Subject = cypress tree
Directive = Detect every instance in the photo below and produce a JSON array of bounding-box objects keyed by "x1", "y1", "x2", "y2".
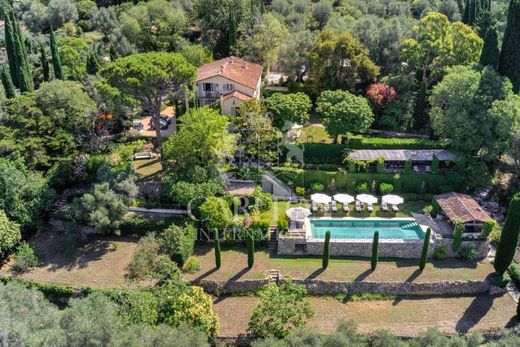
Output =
[
  {"x1": 1, "y1": 66, "x2": 16, "y2": 99},
  {"x1": 3, "y1": 5, "x2": 17, "y2": 87},
  {"x1": 499, "y1": 0, "x2": 520, "y2": 93},
  {"x1": 413, "y1": 81, "x2": 427, "y2": 131},
  {"x1": 371, "y1": 231, "x2": 379, "y2": 271},
  {"x1": 419, "y1": 228, "x2": 431, "y2": 270},
  {"x1": 247, "y1": 234, "x2": 255, "y2": 268},
  {"x1": 214, "y1": 229, "x2": 221, "y2": 269},
  {"x1": 480, "y1": 26, "x2": 500, "y2": 69},
  {"x1": 322, "y1": 230, "x2": 331, "y2": 268},
  {"x1": 494, "y1": 193, "x2": 520, "y2": 274},
  {"x1": 50, "y1": 29, "x2": 63, "y2": 80},
  {"x1": 40, "y1": 44, "x2": 50, "y2": 82},
  {"x1": 86, "y1": 50, "x2": 101, "y2": 75},
  {"x1": 11, "y1": 10, "x2": 32, "y2": 92}
]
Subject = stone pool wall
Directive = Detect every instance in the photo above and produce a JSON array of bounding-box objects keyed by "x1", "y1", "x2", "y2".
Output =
[{"x1": 277, "y1": 235, "x2": 489, "y2": 259}]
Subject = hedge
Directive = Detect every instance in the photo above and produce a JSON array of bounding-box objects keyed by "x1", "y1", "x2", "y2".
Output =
[
  {"x1": 119, "y1": 217, "x2": 186, "y2": 236},
  {"x1": 271, "y1": 167, "x2": 463, "y2": 196}
]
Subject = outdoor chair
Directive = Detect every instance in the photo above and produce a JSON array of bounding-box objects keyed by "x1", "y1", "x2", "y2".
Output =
[
  {"x1": 355, "y1": 200, "x2": 362, "y2": 212},
  {"x1": 381, "y1": 201, "x2": 389, "y2": 212},
  {"x1": 312, "y1": 201, "x2": 318, "y2": 213},
  {"x1": 367, "y1": 203, "x2": 374, "y2": 213},
  {"x1": 331, "y1": 200, "x2": 338, "y2": 212},
  {"x1": 392, "y1": 204, "x2": 399, "y2": 212},
  {"x1": 343, "y1": 203, "x2": 350, "y2": 212},
  {"x1": 323, "y1": 203, "x2": 329, "y2": 212}
]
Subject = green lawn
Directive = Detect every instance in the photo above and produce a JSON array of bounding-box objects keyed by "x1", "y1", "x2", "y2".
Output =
[
  {"x1": 132, "y1": 158, "x2": 163, "y2": 179},
  {"x1": 298, "y1": 124, "x2": 334, "y2": 144},
  {"x1": 184, "y1": 246, "x2": 494, "y2": 283}
]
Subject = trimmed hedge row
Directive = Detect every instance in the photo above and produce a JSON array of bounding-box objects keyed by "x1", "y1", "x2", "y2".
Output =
[
  {"x1": 271, "y1": 167, "x2": 464, "y2": 195},
  {"x1": 348, "y1": 137, "x2": 450, "y2": 150},
  {"x1": 119, "y1": 217, "x2": 187, "y2": 236}
]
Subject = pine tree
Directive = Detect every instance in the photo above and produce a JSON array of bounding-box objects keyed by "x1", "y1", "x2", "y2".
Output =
[
  {"x1": 3, "y1": 5, "x2": 18, "y2": 87},
  {"x1": 419, "y1": 228, "x2": 431, "y2": 270},
  {"x1": 480, "y1": 26, "x2": 500, "y2": 69},
  {"x1": 371, "y1": 231, "x2": 379, "y2": 271},
  {"x1": 86, "y1": 50, "x2": 101, "y2": 75},
  {"x1": 40, "y1": 44, "x2": 50, "y2": 82},
  {"x1": 11, "y1": 11, "x2": 33, "y2": 93},
  {"x1": 247, "y1": 233, "x2": 255, "y2": 268},
  {"x1": 499, "y1": 0, "x2": 520, "y2": 92},
  {"x1": 322, "y1": 230, "x2": 331, "y2": 268},
  {"x1": 214, "y1": 229, "x2": 221, "y2": 269},
  {"x1": 494, "y1": 193, "x2": 520, "y2": 274},
  {"x1": 1, "y1": 65, "x2": 16, "y2": 99},
  {"x1": 50, "y1": 29, "x2": 63, "y2": 80}
]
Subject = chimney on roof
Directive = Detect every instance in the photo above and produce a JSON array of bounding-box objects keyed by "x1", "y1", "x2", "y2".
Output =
[
  {"x1": 219, "y1": 65, "x2": 224, "y2": 73},
  {"x1": 242, "y1": 62, "x2": 248, "y2": 69}
]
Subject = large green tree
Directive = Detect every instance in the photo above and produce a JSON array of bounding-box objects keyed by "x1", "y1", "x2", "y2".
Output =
[
  {"x1": 316, "y1": 90, "x2": 374, "y2": 143},
  {"x1": 480, "y1": 25, "x2": 500, "y2": 69},
  {"x1": 98, "y1": 52, "x2": 196, "y2": 149},
  {"x1": 0, "y1": 209, "x2": 21, "y2": 257},
  {"x1": 494, "y1": 193, "x2": 520, "y2": 274},
  {"x1": 264, "y1": 92, "x2": 312, "y2": 129},
  {"x1": 308, "y1": 28, "x2": 380, "y2": 93},
  {"x1": 430, "y1": 66, "x2": 520, "y2": 166},
  {"x1": 462, "y1": 0, "x2": 491, "y2": 26},
  {"x1": 162, "y1": 107, "x2": 236, "y2": 181},
  {"x1": 499, "y1": 0, "x2": 520, "y2": 92},
  {"x1": 50, "y1": 29, "x2": 63, "y2": 80},
  {"x1": 403, "y1": 12, "x2": 483, "y2": 89}
]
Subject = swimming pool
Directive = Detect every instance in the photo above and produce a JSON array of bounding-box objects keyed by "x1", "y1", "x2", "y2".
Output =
[{"x1": 309, "y1": 219, "x2": 425, "y2": 240}]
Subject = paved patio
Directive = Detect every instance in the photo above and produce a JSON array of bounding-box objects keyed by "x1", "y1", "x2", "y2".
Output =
[{"x1": 134, "y1": 106, "x2": 175, "y2": 138}]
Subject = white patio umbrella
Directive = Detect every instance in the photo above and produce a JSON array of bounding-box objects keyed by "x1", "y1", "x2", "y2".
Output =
[
  {"x1": 356, "y1": 194, "x2": 378, "y2": 204},
  {"x1": 382, "y1": 195, "x2": 404, "y2": 205},
  {"x1": 286, "y1": 207, "x2": 312, "y2": 221},
  {"x1": 310, "y1": 193, "x2": 332, "y2": 204},
  {"x1": 333, "y1": 194, "x2": 355, "y2": 204}
]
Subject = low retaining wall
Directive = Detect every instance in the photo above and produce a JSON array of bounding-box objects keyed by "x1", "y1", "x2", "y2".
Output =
[
  {"x1": 293, "y1": 279, "x2": 492, "y2": 296},
  {"x1": 192, "y1": 279, "x2": 269, "y2": 295},
  {"x1": 278, "y1": 236, "x2": 489, "y2": 259}
]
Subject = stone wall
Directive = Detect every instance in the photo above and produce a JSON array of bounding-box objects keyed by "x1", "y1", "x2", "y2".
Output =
[
  {"x1": 278, "y1": 235, "x2": 489, "y2": 259},
  {"x1": 293, "y1": 279, "x2": 492, "y2": 296},
  {"x1": 192, "y1": 278, "x2": 269, "y2": 295}
]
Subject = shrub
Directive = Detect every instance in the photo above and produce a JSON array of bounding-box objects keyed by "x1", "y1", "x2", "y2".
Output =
[
  {"x1": 371, "y1": 231, "x2": 379, "y2": 271},
  {"x1": 452, "y1": 221, "x2": 464, "y2": 252},
  {"x1": 376, "y1": 157, "x2": 384, "y2": 174},
  {"x1": 183, "y1": 258, "x2": 201, "y2": 274},
  {"x1": 419, "y1": 228, "x2": 431, "y2": 270},
  {"x1": 0, "y1": 210, "x2": 21, "y2": 258},
  {"x1": 508, "y1": 262, "x2": 520, "y2": 284},
  {"x1": 249, "y1": 281, "x2": 313, "y2": 339},
  {"x1": 119, "y1": 217, "x2": 179, "y2": 236},
  {"x1": 247, "y1": 233, "x2": 255, "y2": 268},
  {"x1": 295, "y1": 186, "x2": 306, "y2": 196},
  {"x1": 277, "y1": 215, "x2": 289, "y2": 232},
  {"x1": 13, "y1": 242, "x2": 38, "y2": 273},
  {"x1": 489, "y1": 224, "x2": 502, "y2": 245},
  {"x1": 159, "y1": 224, "x2": 196, "y2": 267},
  {"x1": 481, "y1": 219, "x2": 499, "y2": 240},
  {"x1": 356, "y1": 182, "x2": 369, "y2": 194},
  {"x1": 311, "y1": 182, "x2": 325, "y2": 192},
  {"x1": 379, "y1": 183, "x2": 393, "y2": 195},
  {"x1": 434, "y1": 245, "x2": 448, "y2": 260},
  {"x1": 490, "y1": 272, "x2": 510, "y2": 288},
  {"x1": 251, "y1": 187, "x2": 273, "y2": 213},
  {"x1": 323, "y1": 230, "x2": 331, "y2": 268},
  {"x1": 127, "y1": 234, "x2": 180, "y2": 280},
  {"x1": 199, "y1": 196, "x2": 233, "y2": 231},
  {"x1": 494, "y1": 193, "x2": 520, "y2": 274},
  {"x1": 457, "y1": 246, "x2": 478, "y2": 261}
]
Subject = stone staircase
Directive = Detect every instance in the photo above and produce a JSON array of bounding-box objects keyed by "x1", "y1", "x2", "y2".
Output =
[
  {"x1": 267, "y1": 269, "x2": 281, "y2": 285},
  {"x1": 401, "y1": 222, "x2": 419, "y2": 230},
  {"x1": 268, "y1": 227, "x2": 278, "y2": 254}
]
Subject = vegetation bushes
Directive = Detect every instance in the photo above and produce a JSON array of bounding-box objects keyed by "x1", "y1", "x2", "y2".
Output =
[
  {"x1": 434, "y1": 245, "x2": 448, "y2": 260},
  {"x1": 251, "y1": 186, "x2": 273, "y2": 213},
  {"x1": 127, "y1": 234, "x2": 180, "y2": 280},
  {"x1": 379, "y1": 182, "x2": 393, "y2": 195},
  {"x1": 481, "y1": 219, "x2": 500, "y2": 240},
  {"x1": 158, "y1": 224, "x2": 196, "y2": 267},
  {"x1": 457, "y1": 246, "x2": 478, "y2": 262},
  {"x1": 508, "y1": 262, "x2": 520, "y2": 284},
  {"x1": 119, "y1": 217, "x2": 182, "y2": 236},
  {"x1": 13, "y1": 242, "x2": 39, "y2": 273},
  {"x1": 295, "y1": 186, "x2": 305, "y2": 196},
  {"x1": 0, "y1": 210, "x2": 21, "y2": 258},
  {"x1": 199, "y1": 196, "x2": 233, "y2": 231},
  {"x1": 452, "y1": 221, "x2": 464, "y2": 252},
  {"x1": 311, "y1": 182, "x2": 325, "y2": 192}
]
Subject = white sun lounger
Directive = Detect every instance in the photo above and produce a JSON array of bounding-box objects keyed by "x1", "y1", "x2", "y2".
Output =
[
  {"x1": 367, "y1": 203, "x2": 374, "y2": 212},
  {"x1": 392, "y1": 204, "x2": 399, "y2": 212},
  {"x1": 331, "y1": 200, "x2": 338, "y2": 212},
  {"x1": 343, "y1": 203, "x2": 350, "y2": 212},
  {"x1": 312, "y1": 201, "x2": 318, "y2": 213},
  {"x1": 382, "y1": 201, "x2": 389, "y2": 212},
  {"x1": 355, "y1": 200, "x2": 362, "y2": 212}
]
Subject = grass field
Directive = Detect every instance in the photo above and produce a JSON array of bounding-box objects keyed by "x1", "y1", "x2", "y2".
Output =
[
  {"x1": 184, "y1": 246, "x2": 494, "y2": 283},
  {"x1": 132, "y1": 158, "x2": 163, "y2": 179}
]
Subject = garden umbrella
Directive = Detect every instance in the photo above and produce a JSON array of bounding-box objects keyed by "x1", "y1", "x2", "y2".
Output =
[
  {"x1": 333, "y1": 194, "x2": 355, "y2": 204},
  {"x1": 310, "y1": 193, "x2": 332, "y2": 204},
  {"x1": 286, "y1": 207, "x2": 312, "y2": 221},
  {"x1": 356, "y1": 194, "x2": 378, "y2": 204},
  {"x1": 382, "y1": 195, "x2": 404, "y2": 205}
]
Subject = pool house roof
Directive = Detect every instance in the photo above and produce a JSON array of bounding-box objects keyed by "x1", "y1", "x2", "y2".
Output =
[
  {"x1": 434, "y1": 192, "x2": 491, "y2": 224},
  {"x1": 348, "y1": 149, "x2": 456, "y2": 162}
]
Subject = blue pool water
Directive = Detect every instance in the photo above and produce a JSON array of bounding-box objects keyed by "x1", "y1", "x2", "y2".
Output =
[{"x1": 310, "y1": 219, "x2": 425, "y2": 240}]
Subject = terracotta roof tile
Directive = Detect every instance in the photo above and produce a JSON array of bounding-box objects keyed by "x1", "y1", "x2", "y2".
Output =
[
  {"x1": 222, "y1": 90, "x2": 252, "y2": 102},
  {"x1": 434, "y1": 192, "x2": 491, "y2": 224},
  {"x1": 196, "y1": 56, "x2": 263, "y2": 89}
]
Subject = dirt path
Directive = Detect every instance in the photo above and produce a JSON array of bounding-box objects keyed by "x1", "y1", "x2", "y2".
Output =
[{"x1": 213, "y1": 294, "x2": 517, "y2": 337}]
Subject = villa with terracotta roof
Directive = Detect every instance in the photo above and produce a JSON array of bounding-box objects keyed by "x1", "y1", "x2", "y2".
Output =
[{"x1": 194, "y1": 56, "x2": 263, "y2": 115}]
